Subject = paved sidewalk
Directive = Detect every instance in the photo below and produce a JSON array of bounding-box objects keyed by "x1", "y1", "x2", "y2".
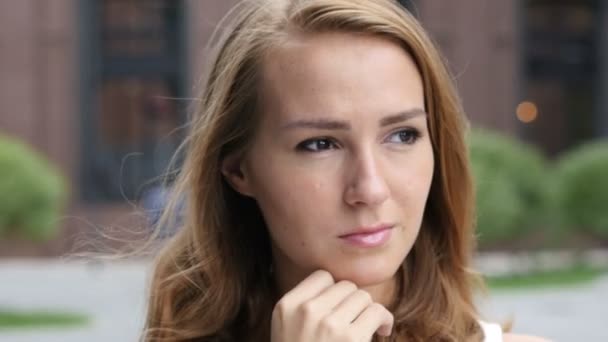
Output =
[
  {"x1": 0, "y1": 259, "x2": 149, "y2": 342},
  {"x1": 0, "y1": 259, "x2": 606, "y2": 341},
  {"x1": 478, "y1": 275, "x2": 608, "y2": 341}
]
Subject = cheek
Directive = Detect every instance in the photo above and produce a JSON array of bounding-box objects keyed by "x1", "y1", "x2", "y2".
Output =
[
  {"x1": 391, "y1": 152, "x2": 434, "y2": 212},
  {"x1": 254, "y1": 175, "x2": 337, "y2": 268},
  {"x1": 250, "y1": 161, "x2": 335, "y2": 239},
  {"x1": 413, "y1": 159, "x2": 434, "y2": 197}
]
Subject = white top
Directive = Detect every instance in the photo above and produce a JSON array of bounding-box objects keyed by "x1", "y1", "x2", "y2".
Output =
[{"x1": 479, "y1": 320, "x2": 503, "y2": 342}]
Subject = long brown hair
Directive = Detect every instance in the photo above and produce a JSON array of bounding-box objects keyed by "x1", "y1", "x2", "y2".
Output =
[{"x1": 143, "y1": 0, "x2": 483, "y2": 340}]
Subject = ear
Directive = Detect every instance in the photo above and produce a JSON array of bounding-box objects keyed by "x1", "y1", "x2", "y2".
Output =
[{"x1": 220, "y1": 153, "x2": 255, "y2": 198}]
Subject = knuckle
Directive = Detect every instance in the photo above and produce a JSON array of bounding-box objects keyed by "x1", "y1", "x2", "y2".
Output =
[
  {"x1": 272, "y1": 299, "x2": 289, "y2": 320},
  {"x1": 315, "y1": 270, "x2": 335, "y2": 283},
  {"x1": 356, "y1": 290, "x2": 372, "y2": 304},
  {"x1": 369, "y1": 303, "x2": 390, "y2": 316},
  {"x1": 370, "y1": 302, "x2": 387, "y2": 314},
  {"x1": 372, "y1": 303, "x2": 393, "y2": 322},
  {"x1": 319, "y1": 316, "x2": 341, "y2": 334},
  {"x1": 336, "y1": 280, "x2": 357, "y2": 292},
  {"x1": 299, "y1": 301, "x2": 318, "y2": 319}
]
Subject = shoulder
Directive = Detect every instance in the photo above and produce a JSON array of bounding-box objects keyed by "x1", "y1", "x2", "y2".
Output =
[{"x1": 503, "y1": 333, "x2": 553, "y2": 342}]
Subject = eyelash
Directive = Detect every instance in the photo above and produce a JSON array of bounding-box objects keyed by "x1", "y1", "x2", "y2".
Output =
[{"x1": 295, "y1": 128, "x2": 422, "y2": 153}]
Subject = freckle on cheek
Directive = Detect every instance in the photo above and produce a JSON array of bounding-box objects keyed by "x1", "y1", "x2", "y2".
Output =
[{"x1": 300, "y1": 240, "x2": 306, "y2": 247}]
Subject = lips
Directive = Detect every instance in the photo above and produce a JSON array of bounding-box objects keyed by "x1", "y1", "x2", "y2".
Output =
[
  {"x1": 338, "y1": 223, "x2": 395, "y2": 238},
  {"x1": 338, "y1": 223, "x2": 394, "y2": 248}
]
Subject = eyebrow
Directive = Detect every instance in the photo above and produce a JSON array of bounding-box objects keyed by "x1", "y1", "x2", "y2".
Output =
[{"x1": 280, "y1": 108, "x2": 427, "y2": 131}]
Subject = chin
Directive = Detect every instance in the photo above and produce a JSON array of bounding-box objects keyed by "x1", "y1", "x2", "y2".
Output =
[{"x1": 326, "y1": 258, "x2": 402, "y2": 287}]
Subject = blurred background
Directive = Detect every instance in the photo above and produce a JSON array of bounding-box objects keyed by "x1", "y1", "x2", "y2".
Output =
[{"x1": 0, "y1": 0, "x2": 607, "y2": 341}]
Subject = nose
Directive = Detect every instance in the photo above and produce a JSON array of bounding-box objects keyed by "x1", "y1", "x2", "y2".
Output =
[{"x1": 343, "y1": 150, "x2": 390, "y2": 208}]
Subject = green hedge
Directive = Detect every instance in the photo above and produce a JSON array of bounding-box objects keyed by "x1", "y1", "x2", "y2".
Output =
[
  {"x1": 0, "y1": 135, "x2": 66, "y2": 240},
  {"x1": 553, "y1": 140, "x2": 608, "y2": 239},
  {"x1": 469, "y1": 130, "x2": 549, "y2": 247}
]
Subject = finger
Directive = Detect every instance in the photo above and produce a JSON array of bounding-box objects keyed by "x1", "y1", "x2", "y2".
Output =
[
  {"x1": 277, "y1": 270, "x2": 335, "y2": 309},
  {"x1": 308, "y1": 280, "x2": 358, "y2": 314},
  {"x1": 350, "y1": 303, "x2": 394, "y2": 338},
  {"x1": 328, "y1": 289, "x2": 373, "y2": 324}
]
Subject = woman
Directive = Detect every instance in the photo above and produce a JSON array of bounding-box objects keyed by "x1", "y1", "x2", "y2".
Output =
[{"x1": 143, "y1": 0, "x2": 548, "y2": 341}]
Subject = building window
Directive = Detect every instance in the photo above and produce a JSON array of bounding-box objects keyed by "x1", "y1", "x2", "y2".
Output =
[
  {"x1": 80, "y1": 0, "x2": 186, "y2": 202},
  {"x1": 522, "y1": 0, "x2": 600, "y2": 155}
]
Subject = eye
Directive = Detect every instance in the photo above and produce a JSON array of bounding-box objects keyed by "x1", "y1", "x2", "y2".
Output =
[
  {"x1": 296, "y1": 138, "x2": 338, "y2": 152},
  {"x1": 386, "y1": 128, "x2": 421, "y2": 145}
]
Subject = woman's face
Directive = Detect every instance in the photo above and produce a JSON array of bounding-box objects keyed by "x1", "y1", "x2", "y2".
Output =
[{"x1": 226, "y1": 32, "x2": 434, "y2": 288}]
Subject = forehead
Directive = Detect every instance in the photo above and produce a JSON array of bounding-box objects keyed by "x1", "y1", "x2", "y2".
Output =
[{"x1": 258, "y1": 31, "x2": 424, "y2": 122}]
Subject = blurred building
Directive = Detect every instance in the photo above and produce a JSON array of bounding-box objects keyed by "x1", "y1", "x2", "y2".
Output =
[{"x1": 0, "y1": 0, "x2": 606, "y2": 254}]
